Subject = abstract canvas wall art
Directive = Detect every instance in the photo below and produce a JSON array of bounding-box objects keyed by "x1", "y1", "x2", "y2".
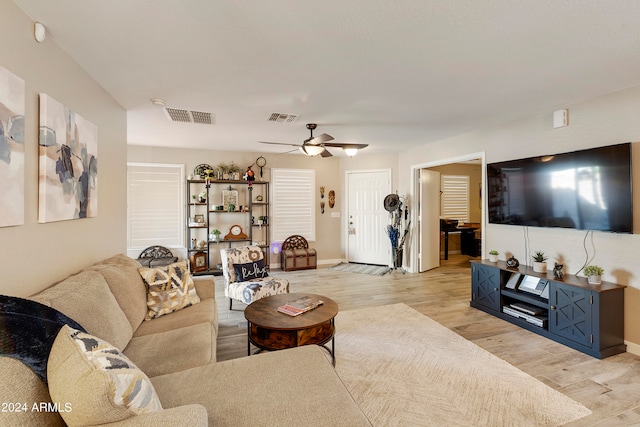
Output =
[
  {"x1": 39, "y1": 94, "x2": 98, "y2": 222},
  {"x1": 0, "y1": 66, "x2": 25, "y2": 227}
]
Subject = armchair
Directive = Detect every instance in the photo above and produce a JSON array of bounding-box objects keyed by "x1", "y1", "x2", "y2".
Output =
[{"x1": 220, "y1": 246, "x2": 289, "y2": 310}]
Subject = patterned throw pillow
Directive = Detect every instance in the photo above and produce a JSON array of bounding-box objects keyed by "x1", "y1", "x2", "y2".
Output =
[
  {"x1": 47, "y1": 325, "x2": 162, "y2": 426},
  {"x1": 233, "y1": 259, "x2": 269, "y2": 282},
  {"x1": 138, "y1": 260, "x2": 200, "y2": 320}
]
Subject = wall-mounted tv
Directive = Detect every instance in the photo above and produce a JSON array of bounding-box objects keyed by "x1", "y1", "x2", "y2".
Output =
[{"x1": 487, "y1": 143, "x2": 633, "y2": 233}]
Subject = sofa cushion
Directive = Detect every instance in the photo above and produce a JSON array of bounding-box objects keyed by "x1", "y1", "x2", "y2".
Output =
[
  {"x1": 233, "y1": 259, "x2": 269, "y2": 282},
  {"x1": 48, "y1": 325, "x2": 162, "y2": 426},
  {"x1": 134, "y1": 298, "x2": 218, "y2": 337},
  {"x1": 30, "y1": 270, "x2": 133, "y2": 351},
  {"x1": 0, "y1": 357, "x2": 65, "y2": 427},
  {"x1": 85, "y1": 254, "x2": 149, "y2": 332},
  {"x1": 124, "y1": 323, "x2": 215, "y2": 377},
  {"x1": 138, "y1": 261, "x2": 200, "y2": 320},
  {"x1": 151, "y1": 345, "x2": 371, "y2": 426}
]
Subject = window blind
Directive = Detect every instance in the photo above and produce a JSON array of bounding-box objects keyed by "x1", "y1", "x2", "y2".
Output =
[
  {"x1": 127, "y1": 163, "x2": 184, "y2": 249},
  {"x1": 271, "y1": 168, "x2": 315, "y2": 242},
  {"x1": 441, "y1": 175, "x2": 469, "y2": 223}
]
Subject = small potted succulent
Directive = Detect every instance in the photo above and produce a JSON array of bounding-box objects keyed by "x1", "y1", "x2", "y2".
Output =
[
  {"x1": 583, "y1": 265, "x2": 604, "y2": 285},
  {"x1": 489, "y1": 250, "x2": 499, "y2": 262},
  {"x1": 532, "y1": 250, "x2": 548, "y2": 273}
]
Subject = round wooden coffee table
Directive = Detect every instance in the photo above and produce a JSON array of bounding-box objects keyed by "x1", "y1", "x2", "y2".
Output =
[{"x1": 244, "y1": 293, "x2": 338, "y2": 365}]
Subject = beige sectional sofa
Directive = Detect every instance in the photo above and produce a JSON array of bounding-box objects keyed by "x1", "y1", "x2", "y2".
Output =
[{"x1": 0, "y1": 254, "x2": 370, "y2": 426}]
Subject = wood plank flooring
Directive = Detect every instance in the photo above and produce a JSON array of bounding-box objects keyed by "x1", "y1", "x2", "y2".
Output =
[{"x1": 213, "y1": 255, "x2": 640, "y2": 426}]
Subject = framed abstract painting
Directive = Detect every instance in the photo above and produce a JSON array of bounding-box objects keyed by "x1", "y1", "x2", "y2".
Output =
[
  {"x1": 0, "y1": 66, "x2": 25, "y2": 227},
  {"x1": 38, "y1": 94, "x2": 98, "y2": 222}
]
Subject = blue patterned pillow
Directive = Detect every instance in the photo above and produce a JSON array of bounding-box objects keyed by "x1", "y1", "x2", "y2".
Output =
[{"x1": 233, "y1": 259, "x2": 269, "y2": 282}]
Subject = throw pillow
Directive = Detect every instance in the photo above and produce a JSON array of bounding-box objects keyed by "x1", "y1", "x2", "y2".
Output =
[
  {"x1": 138, "y1": 260, "x2": 200, "y2": 320},
  {"x1": 47, "y1": 325, "x2": 162, "y2": 426},
  {"x1": 0, "y1": 295, "x2": 86, "y2": 382},
  {"x1": 233, "y1": 259, "x2": 269, "y2": 282}
]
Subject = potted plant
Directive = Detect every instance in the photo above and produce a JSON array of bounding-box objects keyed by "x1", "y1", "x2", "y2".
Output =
[
  {"x1": 489, "y1": 250, "x2": 499, "y2": 262},
  {"x1": 583, "y1": 265, "x2": 604, "y2": 285},
  {"x1": 531, "y1": 250, "x2": 548, "y2": 273},
  {"x1": 209, "y1": 228, "x2": 221, "y2": 243}
]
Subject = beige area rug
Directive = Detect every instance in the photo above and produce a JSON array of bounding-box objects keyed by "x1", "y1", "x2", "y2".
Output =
[{"x1": 333, "y1": 304, "x2": 591, "y2": 426}]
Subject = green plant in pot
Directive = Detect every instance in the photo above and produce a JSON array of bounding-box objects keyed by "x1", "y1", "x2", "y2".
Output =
[
  {"x1": 488, "y1": 250, "x2": 499, "y2": 262},
  {"x1": 209, "y1": 228, "x2": 221, "y2": 242},
  {"x1": 532, "y1": 250, "x2": 548, "y2": 273},
  {"x1": 584, "y1": 265, "x2": 604, "y2": 284}
]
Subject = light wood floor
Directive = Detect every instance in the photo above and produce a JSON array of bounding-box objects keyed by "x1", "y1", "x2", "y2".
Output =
[{"x1": 213, "y1": 255, "x2": 640, "y2": 426}]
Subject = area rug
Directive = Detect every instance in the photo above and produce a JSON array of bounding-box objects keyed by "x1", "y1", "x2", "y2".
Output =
[
  {"x1": 329, "y1": 262, "x2": 390, "y2": 276},
  {"x1": 333, "y1": 304, "x2": 591, "y2": 426}
]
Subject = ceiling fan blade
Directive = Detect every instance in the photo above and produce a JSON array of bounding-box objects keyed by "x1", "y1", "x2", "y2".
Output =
[
  {"x1": 276, "y1": 148, "x2": 299, "y2": 155},
  {"x1": 258, "y1": 141, "x2": 301, "y2": 147},
  {"x1": 309, "y1": 133, "x2": 334, "y2": 144},
  {"x1": 320, "y1": 148, "x2": 333, "y2": 157},
  {"x1": 323, "y1": 143, "x2": 369, "y2": 149}
]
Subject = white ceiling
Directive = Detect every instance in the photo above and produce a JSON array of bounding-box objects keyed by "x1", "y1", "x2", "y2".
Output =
[{"x1": 12, "y1": 0, "x2": 640, "y2": 156}]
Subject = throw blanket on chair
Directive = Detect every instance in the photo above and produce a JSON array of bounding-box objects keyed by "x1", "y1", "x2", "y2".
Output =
[{"x1": 0, "y1": 295, "x2": 85, "y2": 382}]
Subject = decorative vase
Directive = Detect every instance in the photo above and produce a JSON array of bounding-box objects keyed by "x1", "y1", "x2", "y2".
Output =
[
  {"x1": 489, "y1": 254, "x2": 498, "y2": 262},
  {"x1": 587, "y1": 275, "x2": 602, "y2": 285},
  {"x1": 533, "y1": 261, "x2": 547, "y2": 273}
]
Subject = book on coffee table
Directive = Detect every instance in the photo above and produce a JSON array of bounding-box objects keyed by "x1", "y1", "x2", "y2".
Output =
[{"x1": 277, "y1": 296, "x2": 324, "y2": 316}]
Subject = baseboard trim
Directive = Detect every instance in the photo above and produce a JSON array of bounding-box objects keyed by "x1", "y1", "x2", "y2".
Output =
[
  {"x1": 318, "y1": 258, "x2": 347, "y2": 266},
  {"x1": 625, "y1": 340, "x2": 640, "y2": 356},
  {"x1": 269, "y1": 258, "x2": 346, "y2": 270}
]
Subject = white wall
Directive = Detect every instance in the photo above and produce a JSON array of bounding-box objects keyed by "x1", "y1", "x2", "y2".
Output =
[
  {"x1": 0, "y1": 1, "x2": 127, "y2": 297},
  {"x1": 398, "y1": 85, "x2": 640, "y2": 348}
]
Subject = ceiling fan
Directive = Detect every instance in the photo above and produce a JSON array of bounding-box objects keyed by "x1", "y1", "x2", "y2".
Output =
[{"x1": 259, "y1": 123, "x2": 368, "y2": 157}]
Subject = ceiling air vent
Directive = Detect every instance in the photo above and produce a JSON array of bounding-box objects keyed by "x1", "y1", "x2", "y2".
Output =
[
  {"x1": 268, "y1": 112, "x2": 299, "y2": 123},
  {"x1": 164, "y1": 107, "x2": 214, "y2": 125}
]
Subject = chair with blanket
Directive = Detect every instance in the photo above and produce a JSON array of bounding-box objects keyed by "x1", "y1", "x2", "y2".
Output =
[
  {"x1": 281, "y1": 235, "x2": 317, "y2": 271},
  {"x1": 220, "y1": 245, "x2": 289, "y2": 309}
]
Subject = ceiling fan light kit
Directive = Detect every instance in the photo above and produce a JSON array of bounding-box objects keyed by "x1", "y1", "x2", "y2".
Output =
[
  {"x1": 343, "y1": 147, "x2": 359, "y2": 156},
  {"x1": 299, "y1": 145, "x2": 325, "y2": 156}
]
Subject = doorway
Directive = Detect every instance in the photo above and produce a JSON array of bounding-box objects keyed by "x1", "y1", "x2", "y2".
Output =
[
  {"x1": 413, "y1": 154, "x2": 484, "y2": 273},
  {"x1": 346, "y1": 169, "x2": 392, "y2": 265}
]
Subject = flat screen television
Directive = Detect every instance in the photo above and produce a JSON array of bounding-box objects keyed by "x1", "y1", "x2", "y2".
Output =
[{"x1": 487, "y1": 143, "x2": 633, "y2": 233}]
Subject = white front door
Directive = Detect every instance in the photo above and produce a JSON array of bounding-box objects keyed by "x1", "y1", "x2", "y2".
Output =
[
  {"x1": 419, "y1": 169, "x2": 441, "y2": 272},
  {"x1": 347, "y1": 170, "x2": 391, "y2": 265}
]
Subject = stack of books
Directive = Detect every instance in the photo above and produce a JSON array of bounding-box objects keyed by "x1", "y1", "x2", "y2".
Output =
[{"x1": 277, "y1": 296, "x2": 324, "y2": 317}]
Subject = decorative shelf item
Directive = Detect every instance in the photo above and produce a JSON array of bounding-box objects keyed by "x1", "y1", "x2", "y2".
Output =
[{"x1": 194, "y1": 164, "x2": 213, "y2": 179}]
